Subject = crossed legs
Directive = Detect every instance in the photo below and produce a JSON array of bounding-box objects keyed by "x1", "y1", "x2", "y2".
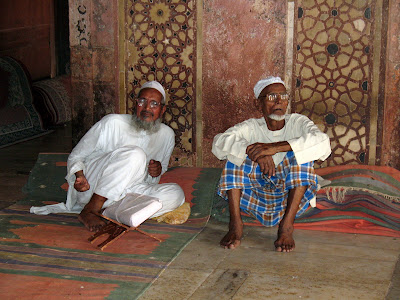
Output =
[
  {"x1": 76, "y1": 146, "x2": 147, "y2": 232},
  {"x1": 76, "y1": 146, "x2": 185, "y2": 232}
]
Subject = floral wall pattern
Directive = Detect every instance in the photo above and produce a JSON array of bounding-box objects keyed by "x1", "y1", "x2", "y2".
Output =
[
  {"x1": 125, "y1": 0, "x2": 196, "y2": 166},
  {"x1": 292, "y1": 0, "x2": 384, "y2": 167}
]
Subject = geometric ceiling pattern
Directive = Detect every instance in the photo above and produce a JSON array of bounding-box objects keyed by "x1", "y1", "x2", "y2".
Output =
[
  {"x1": 125, "y1": 0, "x2": 196, "y2": 166},
  {"x1": 292, "y1": 0, "x2": 375, "y2": 167}
]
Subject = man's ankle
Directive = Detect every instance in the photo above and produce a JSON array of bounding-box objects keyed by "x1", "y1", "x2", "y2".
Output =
[
  {"x1": 229, "y1": 218, "x2": 243, "y2": 228},
  {"x1": 278, "y1": 221, "x2": 293, "y2": 233}
]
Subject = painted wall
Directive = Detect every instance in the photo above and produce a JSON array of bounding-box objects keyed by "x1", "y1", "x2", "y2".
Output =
[
  {"x1": 0, "y1": 0, "x2": 53, "y2": 80},
  {"x1": 382, "y1": 0, "x2": 400, "y2": 169},
  {"x1": 69, "y1": 0, "x2": 119, "y2": 144},
  {"x1": 122, "y1": 0, "x2": 198, "y2": 167},
  {"x1": 66, "y1": 0, "x2": 400, "y2": 170},
  {"x1": 201, "y1": 0, "x2": 287, "y2": 167}
]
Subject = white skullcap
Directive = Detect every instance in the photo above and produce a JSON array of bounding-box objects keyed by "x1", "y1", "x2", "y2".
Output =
[
  {"x1": 253, "y1": 76, "x2": 286, "y2": 99},
  {"x1": 138, "y1": 81, "x2": 166, "y2": 103}
]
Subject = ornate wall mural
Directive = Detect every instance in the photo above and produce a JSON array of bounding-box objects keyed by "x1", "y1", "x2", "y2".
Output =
[
  {"x1": 125, "y1": 0, "x2": 196, "y2": 166},
  {"x1": 70, "y1": 0, "x2": 90, "y2": 47},
  {"x1": 292, "y1": 0, "x2": 382, "y2": 167}
]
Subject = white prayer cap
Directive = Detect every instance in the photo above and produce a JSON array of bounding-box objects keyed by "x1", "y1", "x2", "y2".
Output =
[
  {"x1": 138, "y1": 81, "x2": 166, "y2": 103},
  {"x1": 253, "y1": 76, "x2": 286, "y2": 99}
]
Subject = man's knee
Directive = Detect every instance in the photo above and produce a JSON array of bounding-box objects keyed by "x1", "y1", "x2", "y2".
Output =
[
  {"x1": 110, "y1": 146, "x2": 146, "y2": 165},
  {"x1": 150, "y1": 183, "x2": 185, "y2": 217},
  {"x1": 154, "y1": 183, "x2": 185, "y2": 209},
  {"x1": 164, "y1": 183, "x2": 185, "y2": 205},
  {"x1": 95, "y1": 146, "x2": 147, "y2": 196},
  {"x1": 288, "y1": 185, "x2": 308, "y2": 197}
]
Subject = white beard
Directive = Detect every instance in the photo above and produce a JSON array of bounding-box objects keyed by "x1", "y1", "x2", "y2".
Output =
[
  {"x1": 268, "y1": 114, "x2": 286, "y2": 121},
  {"x1": 267, "y1": 102, "x2": 290, "y2": 121},
  {"x1": 131, "y1": 114, "x2": 161, "y2": 134}
]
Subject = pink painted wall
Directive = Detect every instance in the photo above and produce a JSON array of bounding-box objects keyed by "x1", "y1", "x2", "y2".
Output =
[{"x1": 201, "y1": 0, "x2": 287, "y2": 167}]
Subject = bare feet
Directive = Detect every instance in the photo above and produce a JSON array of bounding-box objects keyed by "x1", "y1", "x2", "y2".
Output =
[
  {"x1": 78, "y1": 194, "x2": 107, "y2": 232},
  {"x1": 220, "y1": 221, "x2": 243, "y2": 249},
  {"x1": 274, "y1": 223, "x2": 295, "y2": 252},
  {"x1": 78, "y1": 209, "x2": 106, "y2": 232}
]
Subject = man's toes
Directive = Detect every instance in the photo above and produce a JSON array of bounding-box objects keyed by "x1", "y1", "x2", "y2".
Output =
[
  {"x1": 275, "y1": 242, "x2": 292, "y2": 252},
  {"x1": 220, "y1": 241, "x2": 230, "y2": 248},
  {"x1": 221, "y1": 240, "x2": 232, "y2": 249},
  {"x1": 88, "y1": 224, "x2": 97, "y2": 232},
  {"x1": 274, "y1": 240, "x2": 282, "y2": 251},
  {"x1": 220, "y1": 238, "x2": 228, "y2": 247},
  {"x1": 220, "y1": 238, "x2": 240, "y2": 249},
  {"x1": 93, "y1": 222, "x2": 105, "y2": 232},
  {"x1": 90, "y1": 225, "x2": 99, "y2": 232},
  {"x1": 276, "y1": 243, "x2": 294, "y2": 252},
  {"x1": 227, "y1": 240, "x2": 240, "y2": 249}
]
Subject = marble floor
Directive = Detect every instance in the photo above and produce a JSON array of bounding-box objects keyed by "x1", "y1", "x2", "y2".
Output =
[{"x1": 0, "y1": 124, "x2": 399, "y2": 300}]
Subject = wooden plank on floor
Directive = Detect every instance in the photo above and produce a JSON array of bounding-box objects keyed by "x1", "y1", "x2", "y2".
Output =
[{"x1": 190, "y1": 269, "x2": 249, "y2": 299}]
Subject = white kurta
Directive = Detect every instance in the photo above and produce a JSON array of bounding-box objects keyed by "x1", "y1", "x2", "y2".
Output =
[
  {"x1": 212, "y1": 113, "x2": 331, "y2": 167},
  {"x1": 31, "y1": 114, "x2": 185, "y2": 216}
]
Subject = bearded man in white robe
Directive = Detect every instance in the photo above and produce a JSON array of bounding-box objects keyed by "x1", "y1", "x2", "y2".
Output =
[
  {"x1": 212, "y1": 76, "x2": 331, "y2": 252},
  {"x1": 31, "y1": 81, "x2": 185, "y2": 232}
]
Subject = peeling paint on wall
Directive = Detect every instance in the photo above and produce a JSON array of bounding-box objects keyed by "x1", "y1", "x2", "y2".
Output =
[{"x1": 202, "y1": 0, "x2": 286, "y2": 167}]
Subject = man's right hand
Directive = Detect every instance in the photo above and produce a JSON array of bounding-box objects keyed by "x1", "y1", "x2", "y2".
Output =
[
  {"x1": 74, "y1": 171, "x2": 90, "y2": 192},
  {"x1": 255, "y1": 155, "x2": 276, "y2": 177}
]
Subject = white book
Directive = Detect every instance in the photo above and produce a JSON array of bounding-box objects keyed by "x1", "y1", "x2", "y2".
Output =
[{"x1": 103, "y1": 193, "x2": 162, "y2": 228}]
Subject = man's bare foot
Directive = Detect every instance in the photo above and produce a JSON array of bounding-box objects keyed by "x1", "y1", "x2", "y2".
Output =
[
  {"x1": 220, "y1": 221, "x2": 243, "y2": 249},
  {"x1": 78, "y1": 194, "x2": 107, "y2": 232},
  {"x1": 274, "y1": 224, "x2": 295, "y2": 252},
  {"x1": 78, "y1": 209, "x2": 106, "y2": 232}
]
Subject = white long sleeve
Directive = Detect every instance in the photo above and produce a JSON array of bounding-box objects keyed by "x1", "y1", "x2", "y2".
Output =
[
  {"x1": 31, "y1": 114, "x2": 181, "y2": 215},
  {"x1": 212, "y1": 114, "x2": 331, "y2": 167},
  {"x1": 66, "y1": 114, "x2": 175, "y2": 184},
  {"x1": 66, "y1": 117, "x2": 105, "y2": 183},
  {"x1": 286, "y1": 115, "x2": 331, "y2": 164},
  {"x1": 212, "y1": 121, "x2": 254, "y2": 166}
]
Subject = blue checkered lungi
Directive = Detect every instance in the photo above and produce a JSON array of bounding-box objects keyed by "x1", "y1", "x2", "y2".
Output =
[{"x1": 217, "y1": 151, "x2": 318, "y2": 227}]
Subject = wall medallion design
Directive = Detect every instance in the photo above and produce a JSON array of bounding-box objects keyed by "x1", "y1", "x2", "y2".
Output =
[
  {"x1": 293, "y1": 0, "x2": 377, "y2": 166},
  {"x1": 125, "y1": 0, "x2": 196, "y2": 166}
]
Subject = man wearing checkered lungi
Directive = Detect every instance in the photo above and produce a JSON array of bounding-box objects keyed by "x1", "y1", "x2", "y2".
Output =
[{"x1": 212, "y1": 76, "x2": 331, "y2": 252}]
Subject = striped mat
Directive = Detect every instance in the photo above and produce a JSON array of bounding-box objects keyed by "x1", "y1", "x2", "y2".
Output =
[
  {"x1": 0, "y1": 154, "x2": 221, "y2": 299},
  {"x1": 212, "y1": 165, "x2": 400, "y2": 237}
]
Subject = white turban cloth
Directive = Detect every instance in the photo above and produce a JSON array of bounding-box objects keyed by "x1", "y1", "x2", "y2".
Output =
[
  {"x1": 138, "y1": 81, "x2": 166, "y2": 103},
  {"x1": 253, "y1": 76, "x2": 286, "y2": 99}
]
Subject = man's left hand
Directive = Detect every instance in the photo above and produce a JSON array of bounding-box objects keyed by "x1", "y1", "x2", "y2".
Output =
[{"x1": 148, "y1": 159, "x2": 162, "y2": 177}]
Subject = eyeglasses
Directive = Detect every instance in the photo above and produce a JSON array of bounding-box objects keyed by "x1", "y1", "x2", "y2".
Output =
[
  {"x1": 136, "y1": 98, "x2": 163, "y2": 108},
  {"x1": 259, "y1": 93, "x2": 289, "y2": 102}
]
